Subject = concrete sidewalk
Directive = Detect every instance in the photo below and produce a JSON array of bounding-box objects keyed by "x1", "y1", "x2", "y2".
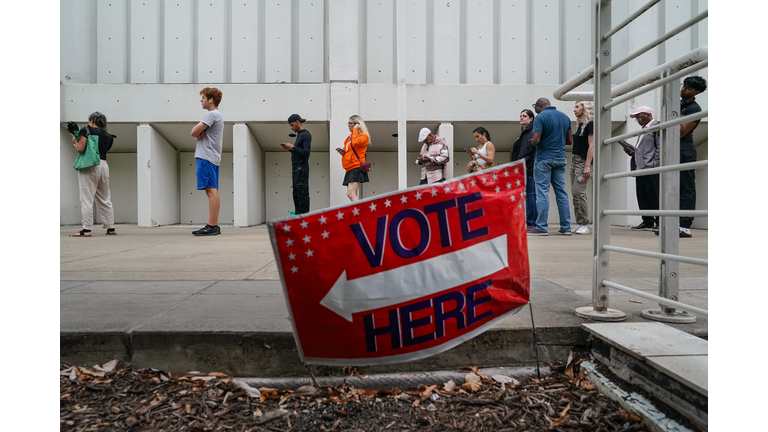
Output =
[{"x1": 60, "y1": 224, "x2": 708, "y2": 376}]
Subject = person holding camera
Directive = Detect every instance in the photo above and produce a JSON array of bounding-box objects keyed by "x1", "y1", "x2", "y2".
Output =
[
  {"x1": 70, "y1": 112, "x2": 116, "y2": 237},
  {"x1": 415, "y1": 128, "x2": 450, "y2": 184},
  {"x1": 281, "y1": 114, "x2": 312, "y2": 214},
  {"x1": 336, "y1": 115, "x2": 370, "y2": 202}
]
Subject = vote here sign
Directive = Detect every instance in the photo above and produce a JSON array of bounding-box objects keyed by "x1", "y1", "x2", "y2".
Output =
[{"x1": 267, "y1": 161, "x2": 530, "y2": 366}]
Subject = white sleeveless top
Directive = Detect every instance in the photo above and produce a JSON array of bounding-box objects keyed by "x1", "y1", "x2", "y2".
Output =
[{"x1": 474, "y1": 142, "x2": 490, "y2": 165}]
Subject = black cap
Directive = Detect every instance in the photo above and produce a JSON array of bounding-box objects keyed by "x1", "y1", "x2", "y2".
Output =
[{"x1": 287, "y1": 114, "x2": 306, "y2": 123}]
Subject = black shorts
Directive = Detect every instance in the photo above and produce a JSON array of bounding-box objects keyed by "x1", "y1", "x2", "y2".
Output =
[{"x1": 343, "y1": 167, "x2": 369, "y2": 186}]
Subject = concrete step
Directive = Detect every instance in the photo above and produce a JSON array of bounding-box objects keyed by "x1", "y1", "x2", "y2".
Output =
[{"x1": 583, "y1": 322, "x2": 708, "y2": 429}]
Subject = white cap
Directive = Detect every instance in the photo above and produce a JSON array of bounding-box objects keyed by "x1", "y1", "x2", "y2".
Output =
[{"x1": 418, "y1": 127, "x2": 432, "y2": 143}]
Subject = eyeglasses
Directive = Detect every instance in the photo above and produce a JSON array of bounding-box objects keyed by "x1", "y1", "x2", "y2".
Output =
[
  {"x1": 347, "y1": 122, "x2": 356, "y2": 125},
  {"x1": 531, "y1": 104, "x2": 537, "y2": 109}
]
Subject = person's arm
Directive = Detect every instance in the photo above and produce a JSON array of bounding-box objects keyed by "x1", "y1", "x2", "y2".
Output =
[
  {"x1": 75, "y1": 135, "x2": 87, "y2": 154},
  {"x1": 191, "y1": 121, "x2": 208, "y2": 140},
  {"x1": 566, "y1": 129, "x2": 573, "y2": 146},
  {"x1": 431, "y1": 141, "x2": 450, "y2": 165},
  {"x1": 472, "y1": 142, "x2": 495, "y2": 164},
  {"x1": 291, "y1": 132, "x2": 312, "y2": 158},
  {"x1": 680, "y1": 120, "x2": 697, "y2": 137},
  {"x1": 583, "y1": 134, "x2": 594, "y2": 179},
  {"x1": 530, "y1": 132, "x2": 541, "y2": 147}
]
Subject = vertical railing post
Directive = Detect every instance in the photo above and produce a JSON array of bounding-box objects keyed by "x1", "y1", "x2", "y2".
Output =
[
  {"x1": 642, "y1": 72, "x2": 696, "y2": 323},
  {"x1": 576, "y1": 0, "x2": 626, "y2": 322}
]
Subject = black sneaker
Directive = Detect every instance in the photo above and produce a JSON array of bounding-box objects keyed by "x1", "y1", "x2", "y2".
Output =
[
  {"x1": 631, "y1": 222, "x2": 654, "y2": 231},
  {"x1": 193, "y1": 224, "x2": 221, "y2": 236}
]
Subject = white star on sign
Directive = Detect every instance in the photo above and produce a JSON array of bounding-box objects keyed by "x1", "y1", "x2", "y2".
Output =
[
  {"x1": 319, "y1": 215, "x2": 327, "y2": 225},
  {"x1": 506, "y1": 183, "x2": 512, "y2": 189},
  {"x1": 514, "y1": 167, "x2": 519, "y2": 174},
  {"x1": 285, "y1": 239, "x2": 294, "y2": 247},
  {"x1": 303, "y1": 235, "x2": 311, "y2": 243},
  {"x1": 336, "y1": 211, "x2": 344, "y2": 220},
  {"x1": 384, "y1": 199, "x2": 392, "y2": 207},
  {"x1": 444, "y1": 186, "x2": 451, "y2": 193},
  {"x1": 415, "y1": 192, "x2": 422, "y2": 200},
  {"x1": 321, "y1": 231, "x2": 329, "y2": 239},
  {"x1": 504, "y1": 171, "x2": 509, "y2": 177},
  {"x1": 431, "y1": 189, "x2": 438, "y2": 197},
  {"x1": 516, "y1": 179, "x2": 521, "y2": 186},
  {"x1": 352, "y1": 207, "x2": 360, "y2": 216},
  {"x1": 282, "y1": 224, "x2": 291, "y2": 232},
  {"x1": 306, "y1": 250, "x2": 314, "y2": 257},
  {"x1": 519, "y1": 203, "x2": 522, "y2": 209},
  {"x1": 520, "y1": 191, "x2": 525, "y2": 198},
  {"x1": 510, "y1": 195, "x2": 516, "y2": 202},
  {"x1": 291, "y1": 266, "x2": 298, "y2": 273},
  {"x1": 492, "y1": 174, "x2": 498, "y2": 180},
  {"x1": 470, "y1": 179, "x2": 476, "y2": 186},
  {"x1": 458, "y1": 183, "x2": 465, "y2": 191},
  {"x1": 300, "y1": 220, "x2": 309, "y2": 229},
  {"x1": 495, "y1": 186, "x2": 500, "y2": 193},
  {"x1": 369, "y1": 203, "x2": 377, "y2": 211},
  {"x1": 400, "y1": 196, "x2": 408, "y2": 204},
  {"x1": 288, "y1": 253, "x2": 296, "y2": 260},
  {"x1": 481, "y1": 177, "x2": 487, "y2": 183}
]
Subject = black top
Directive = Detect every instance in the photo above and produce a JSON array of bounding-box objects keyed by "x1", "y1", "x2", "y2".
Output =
[
  {"x1": 572, "y1": 121, "x2": 593, "y2": 160},
  {"x1": 511, "y1": 123, "x2": 536, "y2": 177},
  {"x1": 680, "y1": 98, "x2": 701, "y2": 147},
  {"x1": 291, "y1": 129, "x2": 312, "y2": 170},
  {"x1": 79, "y1": 126, "x2": 114, "y2": 161}
]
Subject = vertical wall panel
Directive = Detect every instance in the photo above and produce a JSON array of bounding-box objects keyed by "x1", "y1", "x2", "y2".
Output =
[
  {"x1": 264, "y1": 152, "x2": 330, "y2": 221},
  {"x1": 465, "y1": 0, "x2": 494, "y2": 84},
  {"x1": 694, "y1": 0, "x2": 708, "y2": 111},
  {"x1": 61, "y1": 0, "x2": 96, "y2": 84},
  {"x1": 360, "y1": 152, "x2": 398, "y2": 198},
  {"x1": 108, "y1": 153, "x2": 139, "y2": 224},
  {"x1": 163, "y1": 1, "x2": 192, "y2": 83},
  {"x1": 531, "y1": 0, "x2": 559, "y2": 84},
  {"x1": 131, "y1": 0, "x2": 160, "y2": 83},
  {"x1": 197, "y1": 1, "x2": 226, "y2": 83},
  {"x1": 498, "y1": 1, "x2": 526, "y2": 84},
  {"x1": 231, "y1": 2, "x2": 259, "y2": 83},
  {"x1": 564, "y1": 0, "x2": 591, "y2": 83},
  {"x1": 180, "y1": 152, "x2": 234, "y2": 224},
  {"x1": 610, "y1": 0, "x2": 630, "y2": 84},
  {"x1": 404, "y1": 1, "x2": 427, "y2": 84},
  {"x1": 264, "y1": 0, "x2": 292, "y2": 82},
  {"x1": 298, "y1": 0, "x2": 324, "y2": 82},
  {"x1": 664, "y1": 0, "x2": 691, "y2": 63},
  {"x1": 433, "y1": 0, "x2": 460, "y2": 84},
  {"x1": 97, "y1": 0, "x2": 128, "y2": 83},
  {"x1": 366, "y1": 0, "x2": 395, "y2": 84}
]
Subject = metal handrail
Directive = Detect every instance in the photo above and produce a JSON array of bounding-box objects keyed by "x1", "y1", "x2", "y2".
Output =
[
  {"x1": 604, "y1": 60, "x2": 709, "y2": 110},
  {"x1": 603, "y1": 110, "x2": 708, "y2": 145},
  {"x1": 609, "y1": 47, "x2": 708, "y2": 98},
  {"x1": 603, "y1": 245, "x2": 708, "y2": 267},
  {"x1": 603, "y1": 161, "x2": 708, "y2": 180},
  {"x1": 603, "y1": 210, "x2": 708, "y2": 217},
  {"x1": 602, "y1": 281, "x2": 708, "y2": 316},
  {"x1": 602, "y1": 0, "x2": 660, "y2": 40},
  {"x1": 603, "y1": 11, "x2": 708, "y2": 75},
  {"x1": 552, "y1": 64, "x2": 595, "y2": 101}
]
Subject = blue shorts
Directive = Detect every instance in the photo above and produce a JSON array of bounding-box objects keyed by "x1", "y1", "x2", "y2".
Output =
[{"x1": 196, "y1": 158, "x2": 219, "y2": 190}]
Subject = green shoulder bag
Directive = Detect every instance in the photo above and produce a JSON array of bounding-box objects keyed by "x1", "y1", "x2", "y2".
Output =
[{"x1": 73, "y1": 126, "x2": 101, "y2": 170}]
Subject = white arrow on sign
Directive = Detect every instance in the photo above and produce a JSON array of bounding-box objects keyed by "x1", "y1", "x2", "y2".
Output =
[{"x1": 320, "y1": 234, "x2": 509, "y2": 321}]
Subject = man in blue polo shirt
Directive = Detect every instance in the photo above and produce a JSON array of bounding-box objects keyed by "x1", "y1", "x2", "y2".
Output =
[{"x1": 528, "y1": 98, "x2": 573, "y2": 236}]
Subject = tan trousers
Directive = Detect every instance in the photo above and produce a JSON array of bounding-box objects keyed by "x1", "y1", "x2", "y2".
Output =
[
  {"x1": 570, "y1": 154, "x2": 590, "y2": 226},
  {"x1": 78, "y1": 160, "x2": 115, "y2": 230}
]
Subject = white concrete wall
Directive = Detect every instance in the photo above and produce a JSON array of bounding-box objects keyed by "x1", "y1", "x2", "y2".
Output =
[
  {"x1": 233, "y1": 124, "x2": 264, "y2": 227},
  {"x1": 264, "y1": 152, "x2": 330, "y2": 222},
  {"x1": 179, "y1": 152, "x2": 234, "y2": 225},
  {"x1": 692, "y1": 141, "x2": 708, "y2": 230},
  {"x1": 137, "y1": 125, "x2": 179, "y2": 226},
  {"x1": 104, "y1": 153, "x2": 138, "y2": 224}
]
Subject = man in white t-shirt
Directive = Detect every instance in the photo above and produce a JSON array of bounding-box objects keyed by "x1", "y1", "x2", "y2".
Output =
[{"x1": 190, "y1": 87, "x2": 224, "y2": 236}]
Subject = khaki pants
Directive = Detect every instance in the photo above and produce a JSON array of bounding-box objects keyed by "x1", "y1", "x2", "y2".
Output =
[
  {"x1": 78, "y1": 160, "x2": 115, "y2": 230},
  {"x1": 570, "y1": 154, "x2": 590, "y2": 226}
]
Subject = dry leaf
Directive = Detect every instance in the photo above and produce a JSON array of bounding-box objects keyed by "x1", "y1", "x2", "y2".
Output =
[
  {"x1": 92, "y1": 377, "x2": 112, "y2": 384},
  {"x1": 580, "y1": 380, "x2": 595, "y2": 390},
  {"x1": 231, "y1": 379, "x2": 262, "y2": 398},
  {"x1": 208, "y1": 372, "x2": 229, "y2": 378},
  {"x1": 565, "y1": 351, "x2": 575, "y2": 380},
  {"x1": 101, "y1": 360, "x2": 118, "y2": 372},
  {"x1": 293, "y1": 385, "x2": 318, "y2": 397},
  {"x1": 551, "y1": 403, "x2": 571, "y2": 427},
  {"x1": 78, "y1": 367, "x2": 106, "y2": 378},
  {"x1": 464, "y1": 372, "x2": 481, "y2": 384},
  {"x1": 278, "y1": 394, "x2": 291, "y2": 406},
  {"x1": 411, "y1": 399, "x2": 421, "y2": 407},
  {"x1": 461, "y1": 381, "x2": 481, "y2": 392},
  {"x1": 407, "y1": 374, "x2": 415, "y2": 380},
  {"x1": 444, "y1": 380, "x2": 456, "y2": 392},
  {"x1": 357, "y1": 389, "x2": 379, "y2": 397},
  {"x1": 491, "y1": 375, "x2": 519, "y2": 386},
  {"x1": 419, "y1": 385, "x2": 438, "y2": 400},
  {"x1": 253, "y1": 408, "x2": 263, "y2": 418}
]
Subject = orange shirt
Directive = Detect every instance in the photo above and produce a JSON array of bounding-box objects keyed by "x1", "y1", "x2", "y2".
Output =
[{"x1": 342, "y1": 129, "x2": 369, "y2": 171}]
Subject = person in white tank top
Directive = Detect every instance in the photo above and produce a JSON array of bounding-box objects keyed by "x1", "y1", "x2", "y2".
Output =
[{"x1": 469, "y1": 126, "x2": 495, "y2": 167}]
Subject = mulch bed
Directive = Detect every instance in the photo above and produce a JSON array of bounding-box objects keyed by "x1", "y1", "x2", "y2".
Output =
[{"x1": 60, "y1": 355, "x2": 646, "y2": 431}]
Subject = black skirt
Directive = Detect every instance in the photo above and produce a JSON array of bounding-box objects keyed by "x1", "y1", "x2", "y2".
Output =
[{"x1": 343, "y1": 167, "x2": 369, "y2": 185}]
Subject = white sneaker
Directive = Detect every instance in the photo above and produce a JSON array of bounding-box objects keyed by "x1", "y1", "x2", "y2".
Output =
[{"x1": 574, "y1": 225, "x2": 590, "y2": 235}]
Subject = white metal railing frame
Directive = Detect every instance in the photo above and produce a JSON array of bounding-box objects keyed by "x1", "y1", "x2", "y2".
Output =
[{"x1": 554, "y1": 0, "x2": 708, "y2": 322}]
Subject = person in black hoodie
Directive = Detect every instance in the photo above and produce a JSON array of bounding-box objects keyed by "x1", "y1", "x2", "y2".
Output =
[{"x1": 511, "y1": 109, "x2": 537, "y2": 230}]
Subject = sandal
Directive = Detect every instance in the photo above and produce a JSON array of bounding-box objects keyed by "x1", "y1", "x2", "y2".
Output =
[
  {"x1": 71, "y1": 229, "x2": 92, "y2": 237},
  {"x1": 106, "y1": 229, "x2": 117, "y2": 235}
]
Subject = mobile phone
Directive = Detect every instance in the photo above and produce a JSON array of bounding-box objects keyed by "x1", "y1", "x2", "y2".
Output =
[
  {"x1": 578, "y1": 174, "x2": 587, "y2": 184},
  {"x1": 336, "y1": 147, "x2": 345, "y2": 154}
]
